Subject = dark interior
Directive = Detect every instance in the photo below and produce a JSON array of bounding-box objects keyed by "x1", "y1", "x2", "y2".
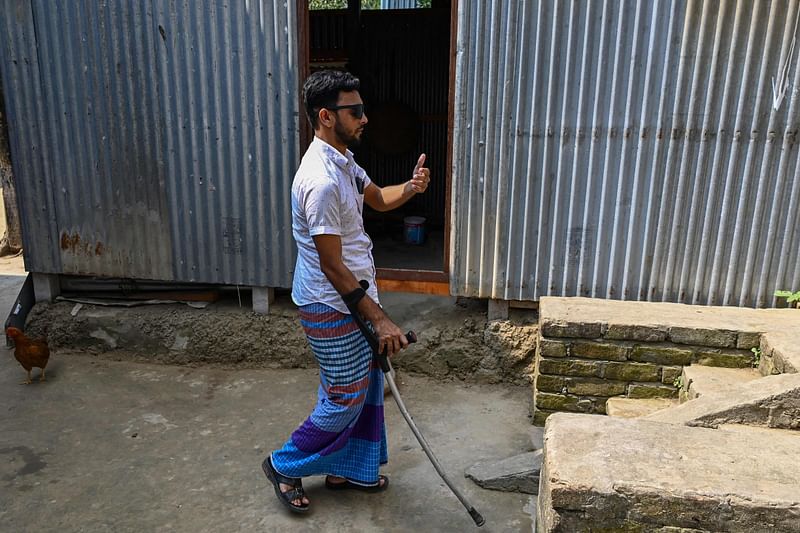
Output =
[{"x1": 309, "y1": 1, "x2": 451, "y2": 271}]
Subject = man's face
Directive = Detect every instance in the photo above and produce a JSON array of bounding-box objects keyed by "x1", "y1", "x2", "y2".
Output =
[{"x1": 332, "y1": 90, "x2": 368, "y2": 148}]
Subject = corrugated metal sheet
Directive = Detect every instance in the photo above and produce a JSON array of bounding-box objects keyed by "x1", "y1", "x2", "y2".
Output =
[
  {"x1": 380, "y1": 0, "x2": 418, "y2": 9},
  {"x1": 308, "y1": 7, "x2": 346, "y2": 59},
  {"x1": 0, "y1": 0, "x2": 298, "y2": 286},
  {"x1": 0, "y1": 1, "x2": 61, "y2": 273},
  {"x1": 452, "y1": 0, "x2": 800, "y2": 308}
]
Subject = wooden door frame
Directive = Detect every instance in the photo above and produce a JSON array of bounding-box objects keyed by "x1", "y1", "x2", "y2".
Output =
[
  {"x1": 297, "y1": 0, "x2": 311, "y2": 152},
  {"x1": 296, "y1": 0, "x2": 456, "y2": 295}
]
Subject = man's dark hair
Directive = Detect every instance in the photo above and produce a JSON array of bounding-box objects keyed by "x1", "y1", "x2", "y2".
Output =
[{"x1": 303, "y1": 70, "x2": 360, "y2": 129}]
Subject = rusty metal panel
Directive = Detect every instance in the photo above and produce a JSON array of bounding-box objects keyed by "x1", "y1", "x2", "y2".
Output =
[
  {"x1": 0, "y1": 0, "x2": 298, "y2": 286},
  {"x1": 155, "y1": 0, "x2": 298, "y2": 286},
  {"x1": 31, "y1": 0, "x2": 172, "y2": 279},
  {"x1": 451, "y1": 0, "x2": 800, "y2": 307}
]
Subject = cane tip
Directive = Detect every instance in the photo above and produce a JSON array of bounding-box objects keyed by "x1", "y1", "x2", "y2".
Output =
[{"x1": 469, "y1": 508, "x2": 485, "y2": 527}]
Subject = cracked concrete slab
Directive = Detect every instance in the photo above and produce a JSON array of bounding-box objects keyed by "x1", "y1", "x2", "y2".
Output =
[
  {"x1": 538, "y1": 413, "x2": 800, "y2": 532},
  {"x1": 466, "y1": 450, "x2": 542, "y2": 494},
  {"x1": 644, "y1": 373, "x2": 800, "y2": 429}
]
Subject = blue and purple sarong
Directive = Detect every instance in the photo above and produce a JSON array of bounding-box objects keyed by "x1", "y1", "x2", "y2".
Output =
[{"x1": 270, "y1": 302, "x2": 387, "y2": 485}]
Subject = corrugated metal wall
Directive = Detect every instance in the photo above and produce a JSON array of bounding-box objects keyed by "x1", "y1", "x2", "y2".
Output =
[
  {"x1": 308, "y1": 8, "x2": 346, "y2": 57},
  {"x1": 0, "y1": 0, "x2": 298, "y2": 286},
  {"x1": 452, "y1": 0, "x2": 800, "y2": 308}
]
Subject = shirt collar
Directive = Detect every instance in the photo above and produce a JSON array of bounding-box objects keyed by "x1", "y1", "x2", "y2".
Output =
[{"x1": 312, "y1": 136, "x2": 353, "y2": 170}]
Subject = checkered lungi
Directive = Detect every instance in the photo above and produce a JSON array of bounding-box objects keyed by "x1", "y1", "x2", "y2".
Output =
[{"x1": 270, "y1": 302, "x2": 387, "y2": 484}]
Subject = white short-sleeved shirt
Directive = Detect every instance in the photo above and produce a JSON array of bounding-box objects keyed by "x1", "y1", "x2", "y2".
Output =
[{"x1": 291, "y1": 137, "x2": 379, "y2": 314}]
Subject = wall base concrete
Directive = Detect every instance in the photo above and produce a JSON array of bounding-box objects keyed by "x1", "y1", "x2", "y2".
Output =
[{"x1": 24, "y1": 292, "x2": 539, "y2": 385}]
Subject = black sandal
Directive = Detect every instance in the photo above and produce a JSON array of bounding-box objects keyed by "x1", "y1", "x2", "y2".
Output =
[
  {"x1": 262, "y1": 456, "x2": 310, "y2": 514},
  {"x1": 325, "y1": 475, "x2": 389, "y2": 493}
]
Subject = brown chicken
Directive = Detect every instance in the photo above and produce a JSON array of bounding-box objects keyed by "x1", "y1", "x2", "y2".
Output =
[{"x1": 6, "y1": 327, "x2": 50, "y2": 384}]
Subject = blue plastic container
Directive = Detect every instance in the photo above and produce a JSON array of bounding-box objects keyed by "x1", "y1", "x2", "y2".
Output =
[{"x1": 403, "y1": 216, "x2": 426, "y2": 245}]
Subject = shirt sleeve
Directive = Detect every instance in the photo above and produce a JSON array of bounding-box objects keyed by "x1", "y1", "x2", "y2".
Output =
[
  {"x1": 304, "y1": 178, "x2": 342, "y2": 237},
  {"x1": 354, "y1": 164, "x2": 372, "y2": 190}
]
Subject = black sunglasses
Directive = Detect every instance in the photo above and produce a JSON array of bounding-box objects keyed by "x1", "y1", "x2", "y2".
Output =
[{"x1": 325, "y1": 103, "x2": 365, "y2": 119}]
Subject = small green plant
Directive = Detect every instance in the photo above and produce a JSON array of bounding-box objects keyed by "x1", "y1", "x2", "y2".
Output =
[
  {"x1": 751, "y1": 347, "x2": 762, "y2": 368},
  {"x1": 673, "y1": 375, "x2": 683, "y2": 389},
  {"x1": 774, "y1": 289, "x2": 800, "y2": 308}
]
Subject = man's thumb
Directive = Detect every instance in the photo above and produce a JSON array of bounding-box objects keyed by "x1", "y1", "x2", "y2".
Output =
[{"x1": 414, "y1": 153, "x2": 426, "y2": 173}]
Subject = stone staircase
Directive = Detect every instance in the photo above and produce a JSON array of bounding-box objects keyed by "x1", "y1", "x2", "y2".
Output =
[
  {"x1": 535, "y1": 297, "x2": 800, "y2": 532},
  {"x1": 605, "y1": 363, "x2": 763, "y2": 417}
]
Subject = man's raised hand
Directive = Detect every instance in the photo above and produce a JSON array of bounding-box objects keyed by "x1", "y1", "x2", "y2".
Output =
[{"x1": 409, "y1": 153, "x2": 430, "y2": 194}]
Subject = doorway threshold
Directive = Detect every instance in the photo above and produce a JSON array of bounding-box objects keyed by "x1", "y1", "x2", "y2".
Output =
[{"x1": 376, "y1": 268, "x2": 449, "y2": 295}]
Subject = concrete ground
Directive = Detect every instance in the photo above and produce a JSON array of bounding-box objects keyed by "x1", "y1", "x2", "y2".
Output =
[
  {"x1": 0, "y1": 261, "x2": 537, "y2": 532},
  {"x1": 0, "y1": 253, "x2": 26, "y2": 312}
]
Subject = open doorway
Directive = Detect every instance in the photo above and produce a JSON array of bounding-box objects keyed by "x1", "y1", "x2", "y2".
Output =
[{"x1": 300, "y1": 0, "x2": 454, "y2": 290}]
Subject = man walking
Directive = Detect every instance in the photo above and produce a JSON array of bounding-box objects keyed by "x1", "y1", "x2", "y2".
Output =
[{"x1": 262, "y1": 70, "x2": 430, "y2": 513}]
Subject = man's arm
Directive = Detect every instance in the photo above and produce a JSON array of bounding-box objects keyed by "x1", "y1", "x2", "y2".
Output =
[
  {"x1": 313, "y1": 233, "x2": 408, "y2": 356},
  {"x1": 364, "y1": 153, "x2": 430, "y2": 212}
]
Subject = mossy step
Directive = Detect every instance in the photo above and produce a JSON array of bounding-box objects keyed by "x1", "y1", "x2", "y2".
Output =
[
  {"x1": 605, "y1": 397, "x2": 678, "y2": 418},
  {"x1": 680, "y1": 365, "x2": 762, "y2": 403}
]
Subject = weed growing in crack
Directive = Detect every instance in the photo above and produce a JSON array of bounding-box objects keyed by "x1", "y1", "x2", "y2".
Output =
[{"x1": 751, "y1": 347, "x2": 762, "y2": 368}]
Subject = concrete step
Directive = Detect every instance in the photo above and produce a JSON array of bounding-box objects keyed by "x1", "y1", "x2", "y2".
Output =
[
  {"x1": 645, "y1": 372, "x2": 800, "y2": 430},
  {"x1": 717, "y1": 423, "x2": 800, "y2": 439},
  {"x1": 538, "y1": 413, "x2": 800, "y2": 532},
  {"x1": 680, "y1": 364, "x2": 762, "y2": 403},
  {"x1": 605, "y1": 397, "x2": 679, "y2": 418}
]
